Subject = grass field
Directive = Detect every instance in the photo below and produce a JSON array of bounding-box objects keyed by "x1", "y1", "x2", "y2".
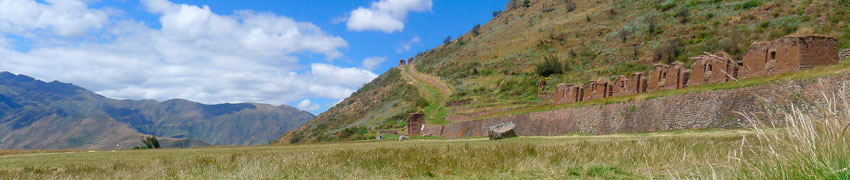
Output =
[{"x1": 3, "y1": 79, "x2": 850, "y2": 180}]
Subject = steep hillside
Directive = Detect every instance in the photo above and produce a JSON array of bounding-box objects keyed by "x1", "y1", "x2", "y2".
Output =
[
  {"x1": 278, "y1": 69, "x2": 422, "y2": 143},
  {"x1": 278, "y1": 0, "x2": 850, "y2": 143},
  {"x1": 0, "y1": 72, "x2": 313, "y2": 149}
]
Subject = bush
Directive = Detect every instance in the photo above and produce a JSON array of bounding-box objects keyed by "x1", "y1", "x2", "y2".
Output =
[
  {"x1": 535, "y1": 55, "x2": 564, "y2": 77},
  {"x1": 141, "y1": 136, "x2": 160, "y2": 149},
  {"x1": 415, "y1": 98, "x2": 430, "y2": 108},
  {"x1": 737, "y1": 0, "x2": 761, "y2": 10},
  {"x1": 492, "y1": 10, "x2": 502, "y2": 17},
  {"x1": 654, "y1": 38, "x2": 683, "y2": 64},
  {"x1": 523, "y1": 0, "x2": 531, "y2": 8},
  {"x1": 443, "y1": 36, "x2": 452, "y2": 44},
  {"x1": 471, "y1": 24, "x2": 481, "y2": 36}
]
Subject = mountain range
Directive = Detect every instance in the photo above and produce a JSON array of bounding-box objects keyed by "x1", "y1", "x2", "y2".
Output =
[{"x1": 0, "y1": 72, "x2": 313, "y2": 150}]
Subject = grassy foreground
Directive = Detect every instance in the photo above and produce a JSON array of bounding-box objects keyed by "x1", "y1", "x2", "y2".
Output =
[{"x1": 3, "y1": 91, "x2": 850, "y2": 179}]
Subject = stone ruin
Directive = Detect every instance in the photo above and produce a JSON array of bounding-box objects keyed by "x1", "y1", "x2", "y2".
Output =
[
  {"x1": 689, "y1": 52, "x2": 740, "y2": 86},
  {"x1": 550, "y1": 34, "x2": 839, "y2": 105},
  {"x1": 742, "y1": 35, "x2": 838, "y2": 78},
  {"x1": 399, "y1": 59, "x2": 406, "y2": 67},
  {"x1": 408, "y1": 57, "x2": 415, "y2": 64},
  {"x1": 406, "y1": 113, "x2": 425, "y2": 135},
  {"x1": 646, "y1": 64, "x2": 668, "y2": 92},
  {"x1": 582, "y1": 78, "x2": 612, "y2": 101}
]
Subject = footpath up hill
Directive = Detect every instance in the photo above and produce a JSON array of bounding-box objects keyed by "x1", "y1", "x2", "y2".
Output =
[{"x1": 277, "y1": 0, "x2": 850, "y2": 144}]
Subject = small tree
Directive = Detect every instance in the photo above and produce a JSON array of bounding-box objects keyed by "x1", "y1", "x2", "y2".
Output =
[
  {"x1": 523, "y1": 0, "x2": 531, "y2": 8},
  {"x1": 443, "y1": 36, "x2": 452, "y2": 44},
  {"x1": 492, "y1": 10, "x2": 502, "y2": 17},
  {"x1": 535, "y1": 55, "x2": 564, "y2": 77},
  {"x1": 647, "y1": 15, "x2": 658, "y2": 34},
  {"x1": 142, "y1": 136, "x2": 160, "y2": 149},
  {"x1": 471, "y1": 24, "x2": 481, "y2": 36}
]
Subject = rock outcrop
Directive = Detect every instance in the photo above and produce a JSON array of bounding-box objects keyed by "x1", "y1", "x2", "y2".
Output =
[{"x1": 487, "y1": 122, "x2": 517, "y2": 140}]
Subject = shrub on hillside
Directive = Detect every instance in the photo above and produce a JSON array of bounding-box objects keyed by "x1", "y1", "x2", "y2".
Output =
[
  {"x1": 443, "y1": 36, "x2": 452, "y2": 44},
  {"x1": 654, "y1": 38, "x2": 683, "y2": 64},
  {"x1": 471, "y1": 24, "x2": 481, "y2": 36},
  {"x1": 535, "y1": 55, "x2": 564, "y2": 77},
  {"x1": 141, "y1": 136, "x2": 160, "y2": 149},
  {"x1": 492, "y1": 10, "x2": 502, "y2": 17},
  {"x1": 522, "y1": 0, "x2": 531, "y2": 8}
]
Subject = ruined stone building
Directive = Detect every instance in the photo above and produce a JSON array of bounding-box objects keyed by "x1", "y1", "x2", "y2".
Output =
[
  {"x1": 408, "y1": 57, "x2": 415, "y2": 64},
  {"x1": 742, "y1": 35, "x2": 838, "y2": 78},
  {"x1": 647, "y1": 64, "x2": 669, "y2": 92},
  {"x1": 611, "y1": 75, "x2": 629, "y2": 96},
  {"x1": 406, "y1": 113, "x2": 425, "y2": 135},
  {"x1": 549, "y1": 34, "x2": 838, "y2": 106},
  {"x1": 582, "y1": 78, "x2": 612, "y2": 101},
  {"x1": 628, "y1": 72, "x2": 648, "y2": 94},
  {"x1": 399, "y1": 59, "x2": 406, "y2": 67},
  {"x1": 689, "y1": 52, "x2": 740, "y2": 86}
]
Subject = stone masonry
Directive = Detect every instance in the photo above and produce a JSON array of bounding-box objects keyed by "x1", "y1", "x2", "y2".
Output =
[
  {"x1": 436, "y1": 73, "x2": 850, "y2": 138},
  {"x1": 742, "y1": 35, "x2": 838, "y2": 78},
  {"x1": 406, "y1": 113, "x2": 425, "y2": 135}
]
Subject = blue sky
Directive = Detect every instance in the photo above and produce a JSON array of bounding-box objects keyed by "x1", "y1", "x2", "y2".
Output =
[{"x1": 0, "y1": 0, "x2": 507, "y2": 114}]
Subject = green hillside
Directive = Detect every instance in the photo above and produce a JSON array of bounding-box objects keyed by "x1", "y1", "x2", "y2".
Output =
[{"x1": 278, "y1": 0, "x2": 850, "y2": 144}]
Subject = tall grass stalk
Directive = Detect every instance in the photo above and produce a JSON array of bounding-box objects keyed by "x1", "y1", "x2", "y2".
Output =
[{"x1": 736, "y1": 86, "x2": 850, "y2": 179}]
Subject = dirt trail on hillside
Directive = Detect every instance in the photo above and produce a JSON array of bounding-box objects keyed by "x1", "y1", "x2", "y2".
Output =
[{"x1": 405, "y1": 64, "x2": 452, "y2": 97}]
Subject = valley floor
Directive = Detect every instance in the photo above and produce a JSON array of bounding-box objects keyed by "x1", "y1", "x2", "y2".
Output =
[{"x1": 0, "y1": 128, "x2": 825, "y2": 179}]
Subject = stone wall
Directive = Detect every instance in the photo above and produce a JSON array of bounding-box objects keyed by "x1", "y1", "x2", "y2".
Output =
[
  {"x1": 436, "y1": 74, "x2": 850, "y2": 138},
  {"x1": 742, "y1": 35, "x2": 838, "y2": 78},
  {"x1": 406, "y1": 113, "x2": 424, "y2": 135}
]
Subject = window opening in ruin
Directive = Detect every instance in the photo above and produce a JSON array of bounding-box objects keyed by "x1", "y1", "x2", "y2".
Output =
[
  {"x1": 770, "y1": 51, "x2": 776, "y2": 60},
  {"x1": 708, "y1": 64, "x2": 713, "y2": 72}
]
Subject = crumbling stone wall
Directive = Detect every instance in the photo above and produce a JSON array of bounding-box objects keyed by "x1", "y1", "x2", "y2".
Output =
[
  {"x1": 406, "y1": 113, "x2": 424, "y2": 135},
  {"x1": 422, "y1": 125, "x2": 444, "y2": 136},
  {"x1": 839, "y1": 49, "x2": 850, "y2": 60},
  {"x1": 663, "y1": 62, "x2": 689, "y2": 90},
  {"x1": 399, "y1": 59, "x2": 406, "y2": 67},
  {"x1": 583, "y1": 78, "x2": 611, "y2": 101},
  {"x1": 647, "y1": 64, "x2": 669, "y2": 92},
  {"x1": 554, "y1": 83, "x2": 567, "y2": 103},
  {"x1": 628, "y1": 72, "x2": 647, "y2": 94},
  {"x1": 408, "y1": 57, "x2": 414, "y2": 64},
  {"x1": 742, "y1": 35, "x2": 838, "y2": 78},
  {"x1": 443, "y1": 74, "x2": 850, "y2": 138},
  {"x1": 612, "y1": 75, "x2": 629, "y2": 96}
]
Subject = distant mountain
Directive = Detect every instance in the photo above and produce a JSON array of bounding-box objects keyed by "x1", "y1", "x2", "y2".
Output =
[{"x1": 0, "y1": 72, "x2": 313, "y2": 150}]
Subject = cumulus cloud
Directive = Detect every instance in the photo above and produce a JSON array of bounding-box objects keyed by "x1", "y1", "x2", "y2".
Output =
[
  {"x1": 0, "y1": 0, "x2": 375, "y2": 109},
  {"x1": 361, "y1": 56, "x2": 387, "y2": 69},
  {"x1": 396, "y1": 36, "x2": 421, "y2": 53},
  {"x1": 0, "y1": 0, "x2": 110, "y2": 37},
  {"x1": 346, "y1": 0, "x2": 432, "y2": 33},
  {"x1": 296, "y1": 99, "x2": 320, "y2": 111}
]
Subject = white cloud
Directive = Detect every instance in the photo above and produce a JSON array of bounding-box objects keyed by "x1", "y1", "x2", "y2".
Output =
[
  {"x1": 346, "y1": 0, "x2": 432, "y2": 33},
  {"x1": 0, "y1": 0, "x2": 375, "y2": 109},
  {"x1": 361, "y1": 56, "x2": 387, "y2": 69},
  {"x1": 296, "y1": 99, "x2": 320, "y2": 111},
  {"x1": 0, "y1": 0, "x2": 110, "y2": 37},
  {"x1": 396, "y1": 36, "x2": 421, "y2": 53}
]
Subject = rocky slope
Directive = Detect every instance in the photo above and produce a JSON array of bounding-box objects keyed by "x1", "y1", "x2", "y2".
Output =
[{"x1": 0, "y1": 72, "x2": 313, "y2": 149}]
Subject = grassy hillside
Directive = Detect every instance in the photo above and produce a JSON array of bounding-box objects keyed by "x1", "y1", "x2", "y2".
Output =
[
  {"x1": 279, "y1": 0, "x2": 850, "y2": 143},
  {"x1": 277, "y1": 69, "x2": 423, "y2": 143}
]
